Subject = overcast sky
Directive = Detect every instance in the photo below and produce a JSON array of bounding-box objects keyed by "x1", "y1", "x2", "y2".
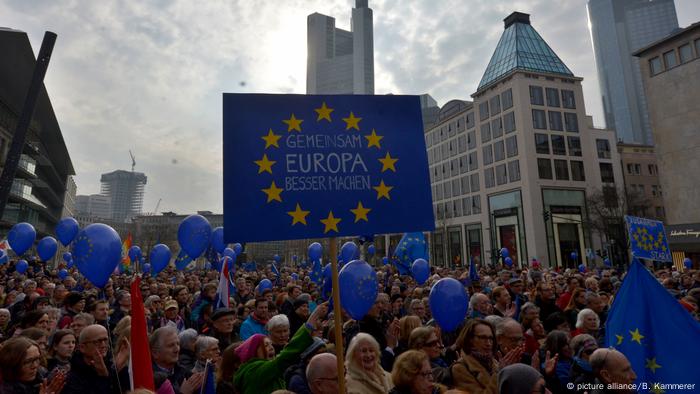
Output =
[{"x1": 3, "y1": 0, "x2": 699, "y2": 215}]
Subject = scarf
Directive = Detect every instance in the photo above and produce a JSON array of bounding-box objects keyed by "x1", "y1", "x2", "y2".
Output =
[
  {"x1": 470, "y1": 351, "x2": 495, "y2": 374},
  {"x1": 250, "y1": 312, "x2": 269, "y2": 326}
]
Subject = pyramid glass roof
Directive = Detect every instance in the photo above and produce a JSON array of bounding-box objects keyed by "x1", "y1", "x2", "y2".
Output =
[{"x1": 477, "y1": 20, "x2": 573, "y2": 91}]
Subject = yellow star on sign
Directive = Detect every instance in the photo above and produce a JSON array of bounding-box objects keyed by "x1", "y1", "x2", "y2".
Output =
[
  {"x1": 320, "y1": 211, "x2": 341, "y2": 233},
  {"x1": 645, "y1": 357, "x2": 662, "y2": 374},
  {"x1": 630, "y1": 328, "x2": 644, "y2": 345},
  {"x1": 373, "y1": 180, "x2": 393, "y2": 200},
  {"x1": 261, "y1": 128, "x2": 281, "y2": 149},
  {"x1": 615, "y1": 334, "x2": 624, "y2": 345},
  {"x1": 378, "y1": 152, "x2": 398, "y2": 172},
  {"x1": 261, "y1": 181, "x2": 283, "y2": 203},
  {"x1": 314, "y1": 102, "x2": 334, "y2": 122},
  {"x1": 287, "y1": 203, "x2": 310, "y2": 226},
  {"x1": 254, "y1": 154, "x2": 276, "y2": 174},
  {"x1": 350, "y1": 201, "x2": 371, "y2": 222},
  {"x1": 364, "y1": 129, "x2": 383, "y2": 149},
  {"x1": 283, "y1": 114, "x2": 303, "y2": 132},
  {"x1": 342, "y1": 112, "x2": 362, "y2": 130}
]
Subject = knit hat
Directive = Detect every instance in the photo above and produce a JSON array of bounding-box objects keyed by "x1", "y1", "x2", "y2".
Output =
[
  {"x1": 234, "y1": 334, "x2": 267, "y2": 364},
  {"x1": 301, "y1": 337, "x2": 326, "y2": 360},
  {"x1": 293, "y1": 298, "x2": 309, "y2": 311},
  {"x1": 64, "y1": 292, "x2": 84, "y2": 307},
  {"x1": 498, "y1": 364, "x2": 543, "y2": 394}
]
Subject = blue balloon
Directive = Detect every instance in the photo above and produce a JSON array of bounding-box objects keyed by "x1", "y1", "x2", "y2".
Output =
[
  {"x1": 55, "y1": 217, "x2": 80, "y2": 246},
  {"x1": 176, "y1": 250, "x2": 194, "y2": 270},
  {"x1": 233, "y1": 243, "x2": 243, "y2": 255},
  {"x1": 500, "y1": 247, "x2": 510, "y2": 259},
  {"x1": 367, "y1": 244, "x2": 376, "y2": 256},
  {"x1": 411, "y1": 258, "x2": 430, "y2": 285},
  {"x1": 0, "y1": 250, "x2": 7, "y2": 265},
  {"x1": 308, "y1": 242, "x2": 323, "y2": 261},
  {"x1": 37, "y1": 236, "x2": 58, "y2": 261},
  {"x1": 382, "y1": 256, "x2": 389, "y2": 265},
  {"x1": 504, "y1": 257, "x2": 513, "y2": 267},
  {"x1": 603, "y1": 258, "x2": 611, "y2": 267},
  {"x1": 429, "y1": 278, "x2": 468, "y2": 332},
  {"x1": 293, "y1": 255, "x2": 298, "y2": 262},
  {"x1": 16, "y1": 259, "x2": 29, "y2": 274},
  {"x1": 150, "y1": 244, "x2": 172, "y2": 275},
  {"x1": 72, "y1": 223, "x2": 122, "y2": 288},
  {"x1": 63, "y1": 252, "x2": 72, "y2": 262},
  {"x1": 143, "y1": 263, "x2": 152, "y2": 274},
  {"x1": 578, "y1": 263, "x2": 586, "y2": 273},
  {"x1": 274, "y1": 254, "x2": 281, "y2": 263},
  {"x1": 339, "y1": 260, "x2": 378, "y2": 320},
  {"x1": 340, "y1": 242, "x2": 358, "y2": 263},
  {"x1": 66, "y1": 259, "x2": 74, "y2": 269},
  {"x1": 223, "y1": 248, "x2": 236, "y2": 259},
  {"x1": 128, "y1": 246, "x2": 142, "y2": 263},
  {"x1": 8, "y1": 222, "x2": 36, "y2": 255},
  {"x1": 571, "y1": 251, "x2": 578, "y2": 261},
  {"x1": 259, "y1": 279, "x2": 273, "y2": 294},
  {"x1": 211, "y1": 227, "x2": 225, "y2": 254},
  {"x1": 291, "y1": 272, "x2": 299, "y2": 281},
  {"x1": 177, "y1": 214, "x2": 212, "y2": 259},
  {"x1": 58, "y1": 268, "x2": 68, "y2": 280},
  {"x1": 684, "y1": 257, "x2": 692, "y2": 269}
]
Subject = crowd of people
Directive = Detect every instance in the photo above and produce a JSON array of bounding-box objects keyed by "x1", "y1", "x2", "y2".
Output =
[{"x1": 0, "y1": 256, "x2": 699, "y2": 394}]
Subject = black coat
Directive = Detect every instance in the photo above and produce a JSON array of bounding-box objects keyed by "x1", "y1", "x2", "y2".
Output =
[{"x1": 63, "y1": 353, "x2": 118, "y2": 394}]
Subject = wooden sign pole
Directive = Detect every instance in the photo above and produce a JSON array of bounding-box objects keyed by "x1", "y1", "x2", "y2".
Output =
[{"x1": 329, "y1": 238, "x2": 346, "y2": 393}]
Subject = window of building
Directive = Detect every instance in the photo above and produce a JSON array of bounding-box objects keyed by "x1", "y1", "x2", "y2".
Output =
[
  {"x1": 567, "y1": 136, "x2": 581, "y2": 156},
  {"x1": 470, "y1": 173, "x2": 480, "y2": 192},
  {"x1": 448, "y1": 122, "x2": 456, "y2": 138},
  {"x1": 485, "y1": 167, "x2": 495, "y2": 188},
  {"x1": 570, "y1": 160, "x2": 585, "y2": 181},
  {"x1": 535, "y1": 133, "x2": 550, "y2": 154},
  {"x1": 532, "y1": 109, "x2": 547, "y2": 129},
  {"x1": 472, "y1": 195, "x2": 482, "y2": 214},
  {"x1": 490, "y1": 95, "x2": 501, "y2": 115},
  {"x1": 679, "y1": 43, "x2": 693, "y2": 63},
  {"x1": 491, "y1": 118, "x2": 503, "y2": 138},
  {"x1": 564, "y1": 112, "x2": 578, "y2": 132},
  {"x1": 501, "y1": 89, "x2": 513, "y2": 110},
  {"x1": 548, "y1": 111, "x2": 563, "y2": 131},
  {"x1": 508, "y1": 160, "x2": 521, "y2": 182},
  {"x1": 529, "y1": 86, "x2": 544, "y2": 105},
  {"x1": 554, "y1": 159, "x2": 569, "y2": 180},
  {"x1": 462, "y1": 197, "x2": 471, "y2": 216},
  {"x1": 461, "y1": 175, "x2": 470, "y2": 195},
  {"x1": 663, "y1": 50, "x2": 677, "y2": 68},
  {"x1": 479, "y1": 101, "x2": 490, "y2": 121},
  {"x1": 459, "y1": 155, "x2": 468, "y2": 174},
  {"x1": 600, "y1": 163, "x2": 615, "y2": 183},
  {"x1": 649, "y1": 56, "x2": 663, "y2": 76},
  {"x1": 458, "y1": 135, "x2": 467, "y2": 153},
  {"x1": 440, "y1": 143, "x2": 448, "y2": 160},
  {"x1": 652, "y1": 185, "x2": 659, "y2": 197},
  {"x1": 435, "y1": 183, "x2": 443, "y2": 200},
  {"x1": 506, "y1": 135, "x2": 518, "y2": 157},
  {"x1": 440, "y1": 128, "x2": 447, "y2": 142},
  {"x1": 481, "y1": 123, "x2": 491, "y2": 143},
  {"x1": 538, "y1": 158, "x2": 553, "y2": 179},
  {"x1": 603, "y1": 186, "x2": 618, "y2": 208},
  {"x1": 551, "y1": 135, "x2": 566, "y2": 155},
  {"x1": 467, "y1": 131, "x2": 476, "y2": 150},
  {"x1": 546, "y1": 88, "x2": 560, "y2": 107},
  {"x1": 656, "y1": 206, "x2": 664, "y2": 218},
  {"x1": 503, "y1": 111, "x2": 516, "y2": 133},
  {"x1": 444, "y1": 181, "x2": 452, "y2": 199},
  {"x1": 452, "y1": 179, "x2": 461, "y2": 196},
  {"x1": 496, "y1": 164, "x2": 508, "y2": 185},
  {"x1": 494, "y1": 140, "x2": 505, "y2": 162},
  {"x1": 695, "y1": 40, "x2": 700, "y2": 60},
  {"x1": 648, "y1": 164, "x2": 657, "y2": 175},
  {"x1": 466, "y1": 112, "x2": 475, "y2": 129},
  {"x1": 434, "y1": 165, "x2": 441, "y2": 182},
  {"x1": 445, "y1": 201, "x2": 453, "y2": 219},
  {"x1": 468, "y1": 151, "x2": 478, "y2": 171},
  {"x1": 561, "y1": 90, "x2": 576, "y2": 109},
  {"x1": 454, "y1": 199, "x2": 462, "y2": 217},
  {"x1": 596, "y1": 139, "x2": 611, "y2": 159},
  {"x1": 451, "y1": 158, "x2": 459, "y2": 177},
  {"x1": 483, "y1": 145, "x2": 493, "y2": 165}
]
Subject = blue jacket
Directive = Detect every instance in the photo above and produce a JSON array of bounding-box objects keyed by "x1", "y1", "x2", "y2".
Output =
[{"x1": 239, "y1": 314, "x2": 268, "y2": 340}]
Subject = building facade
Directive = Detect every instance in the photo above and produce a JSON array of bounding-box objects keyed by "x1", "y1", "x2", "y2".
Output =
[
  {"x1": 587, "y1": 0, "x2": 678, "y2": 144},
  {"x1": 0, "y1": 28, "x2": 75, "y2": 237},
  {"x1": 61, "y1": 176, "x2": 77, "y2": 218},
  {"x1": 633, "y1": 22, "x2": 700, "y2": 264},
  {"x1": 75, "y1": 193, "x2": 112, "y2": 220},
  {"x1": 306, "y1": 0, "x2": 374, "y2": 94},
  {"x1": 427, "y1": 12, "x2": 624, "y2": 269},
  {"x1": 100, "y1": 170, "x2": 147, "y2": 222},
  {"x1": 616, "y1": 143, "x2": 665, "y2": 221}
]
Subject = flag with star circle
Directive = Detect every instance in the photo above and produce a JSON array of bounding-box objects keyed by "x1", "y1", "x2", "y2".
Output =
[{"x1": 223, "y1": 94, "x2": 434, "y2": 242}]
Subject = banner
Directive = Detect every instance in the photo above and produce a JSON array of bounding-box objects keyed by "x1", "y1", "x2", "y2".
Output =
[
  {"x1": 223, "y1": 94, "x2": 434, "y2": 242},
  {"x1": 624, "y1": 215, "x2": 672, "y2": 262}
]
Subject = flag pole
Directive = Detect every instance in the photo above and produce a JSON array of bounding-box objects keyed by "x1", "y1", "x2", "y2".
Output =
[{"x1": 329, "y1": 237, "x2": 346, "y2": 394}]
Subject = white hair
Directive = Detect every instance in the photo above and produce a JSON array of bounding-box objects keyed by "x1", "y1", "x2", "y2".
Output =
[
  {"x1": 576, "y1": 308, "x2": 600, "y2": 329},
  {"x1": 178, "y1": 328, "x2": 198, "y2": 348},
  {"x1": 265, "y1": 313, "x2": 289, "y2": 331},
  {"x1": 194, "y1": 336, "x2": 219, "y2": 358}
]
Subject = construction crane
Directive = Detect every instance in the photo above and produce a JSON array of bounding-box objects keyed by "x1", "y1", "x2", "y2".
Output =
[
  {"x1": 129, "y1": 150, "x2": 135, "y2": 172},
  {"x1": 153, "y1": 198, "x2": 161, "y2": 215}
]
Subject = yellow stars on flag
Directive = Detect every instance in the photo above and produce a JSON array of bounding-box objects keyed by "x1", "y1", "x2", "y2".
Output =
[
  {"x1": 261, "y1": 129, "x2": 281, "y2": 149},
  {"x1": 254, "y1": 154, "x2": 276, "y2": 174},
  {"x1": 615, "y1": 334, "x2": 624, "y2": 345},
  {"x1": 378, "y1": 152, "x2": 398, "y2": 172},
  {"x1": 283, "y1": 114, "x2": 303, "y2": 132},
  {"x1": 373, "y1": 180, "x2": 393, "y2": 200},
  {"x1": 350, "y1": 201, "x2": 371, "y2": 223},
  {"x1": 262, "y1": 181, "x2": 283, "y2": 203},
  {"x1": 365, "y1": 129, "x2": 383, "y2": 149},
  {"x1": 630, "y1": 328, "x2": 644, "y2": 345},
  {"x1": 314, "y1": 102, "x2": 334, "y2": 122},
  {"x1": 320, "y1": 211, "x2": 341, "y2": 233},
  {"x1": 342, "y1": 112, "x2": 362, "y2": 130},
  {"x1": 645, "y1": 357, "x2": 662, "y2": 374},
  {"x1": 287, "y1": 203, "x2": 310, "y2": 226}
]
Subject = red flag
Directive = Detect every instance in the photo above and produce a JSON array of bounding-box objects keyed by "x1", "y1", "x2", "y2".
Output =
[{"x1": 129, "y1": 276, "x2": 155, "y2": 391}]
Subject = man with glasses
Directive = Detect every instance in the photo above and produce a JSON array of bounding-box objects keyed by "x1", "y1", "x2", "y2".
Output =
[
  {"x1": 535, "y1": 282, "x2": 561, "y2": 322},
  {"x1": 63, "y1": 324, "x2": 117, "y2": 393},
  {"x1": 306, "y1": 353, "x2": 339, "y2": 394},
  {"x1": 496, "y1": 318, "x2": 527, "y2": 366}
]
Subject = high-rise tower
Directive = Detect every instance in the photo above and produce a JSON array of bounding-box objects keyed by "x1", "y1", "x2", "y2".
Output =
[{"x1": 100, "y1": 170, "x2": 146, "y2": 222}]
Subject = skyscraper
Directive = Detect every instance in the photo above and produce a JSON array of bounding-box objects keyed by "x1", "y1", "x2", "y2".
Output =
[
  {"x1": 587, "y1": 0, "x2": 678, "y2": 144},
  {"x1": 100, "y1": 170, "x2": 147, "y2": 222},
  {"x1": 306, "y1": 0, "x2": 374, "y2": 94}
]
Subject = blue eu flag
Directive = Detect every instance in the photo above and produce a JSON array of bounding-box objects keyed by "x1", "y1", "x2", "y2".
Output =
[
  {"x1": 271, "y1": 262, "x2": 281, "y2": 284},
  {"x1": 625, "y1": 215, "x2": 672, "y2": 262},
  {"x1": 468, "y1": 256, "x2": 480, "y2": 284},
  {"x1": 605, "y1": 259, "x2": 700, "y2": 392},
  {"x1": 393, "y1": 232, "x2": 428, "y2": 276}
]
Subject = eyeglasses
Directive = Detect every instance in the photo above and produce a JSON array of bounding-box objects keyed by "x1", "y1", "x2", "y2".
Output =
[
  {"x1": 419, "y1": 370, "x2": 434, "y2": 380},
  {"x1": 22, "y1": 357, "x2": 41, "y2": 366},
  {"x1": 424, "y1": 340, "x2": 441, "y2": 347},
  {"x1": 474, "y1": 334, "x2": 494, "y2": 342},
  {"x1": 83, "y1": 337, "x2": 109, "y2": 346}
]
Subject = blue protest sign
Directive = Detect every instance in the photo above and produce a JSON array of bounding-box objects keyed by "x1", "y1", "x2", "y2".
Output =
[
  {"x1": 223, "y1": 94, "x2": 434, "y2": 242},
  {"x1": 625, "y1": 215, "x2": 671, "y2": 262}
]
